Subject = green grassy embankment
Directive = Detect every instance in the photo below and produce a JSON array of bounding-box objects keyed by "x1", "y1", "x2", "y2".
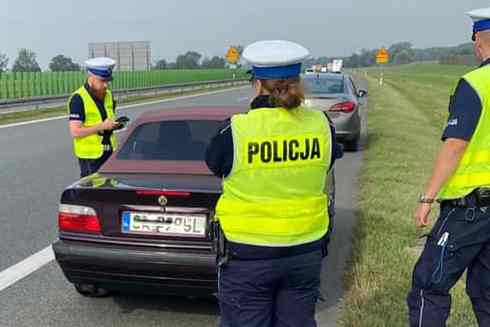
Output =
[{"x1": 339, "y1": 63, "x2": 478, "y2": 326}]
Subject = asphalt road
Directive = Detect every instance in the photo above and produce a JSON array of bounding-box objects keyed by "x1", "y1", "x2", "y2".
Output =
[{"x1": 0, "y1": 86, "x2": 364, "y2": 327}]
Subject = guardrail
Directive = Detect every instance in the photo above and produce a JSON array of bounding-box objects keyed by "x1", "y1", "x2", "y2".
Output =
[{"x1": 0, "y1": 78, "x2": 249, "y2": 111}]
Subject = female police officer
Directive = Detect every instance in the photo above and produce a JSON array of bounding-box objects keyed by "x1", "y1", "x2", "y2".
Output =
[{"x1": 206, "y1": 40, "x2": 340, "y2": 327}]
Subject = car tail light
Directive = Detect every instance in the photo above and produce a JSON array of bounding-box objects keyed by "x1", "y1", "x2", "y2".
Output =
[
  {"x1": 329, "y1": 101, "x2": 356, "y2": 113},
  {"x1": 58, "y1": 204, "x2": 101, "y2": 234},
  {"x1": 135, "y1": 189, "x2": 191, "y2": 197}
]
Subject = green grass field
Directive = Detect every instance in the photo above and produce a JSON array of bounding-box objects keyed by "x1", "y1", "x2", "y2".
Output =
[
  {"x1": 339, "y1": 63, "x2": 478, "y2": 326},
  {"x1": 0, "y1": 69, "x2": 247, "y2": 100}
]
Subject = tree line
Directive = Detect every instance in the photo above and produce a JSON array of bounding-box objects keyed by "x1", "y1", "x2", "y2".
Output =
[
  {"x1": 0, "y1": 49, "x2": 237, "y2": 73},
  {"x1": 153, "y1": 51, "x2": 230, "y2": 70},
  {"x1": 0, "y1": 42, "x2": 475, "y2": 73},
  {"x1": 304, "y1": 41, "x2": 475, "y2": 68}
]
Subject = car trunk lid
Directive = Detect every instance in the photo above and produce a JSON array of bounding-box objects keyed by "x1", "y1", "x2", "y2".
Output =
[{"x1": 60, "y1": 172, "x2": 221, "y2": 249}]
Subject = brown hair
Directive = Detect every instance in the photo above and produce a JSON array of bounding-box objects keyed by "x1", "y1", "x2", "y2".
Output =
[{"x1": 259, "y1": 77, "x2": 305, "y2": 109}]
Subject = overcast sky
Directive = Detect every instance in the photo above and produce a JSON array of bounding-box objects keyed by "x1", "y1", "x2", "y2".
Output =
[{"x1": 2, "y1": 0, "x2": 489, "y2": 69}]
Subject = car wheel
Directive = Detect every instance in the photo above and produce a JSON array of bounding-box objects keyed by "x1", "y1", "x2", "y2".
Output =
[
  {"x1": 344, "y1": 135, "x2": 360, "y2": 152},
  {"x1": 74, "y1": 283, "x2": 111, "y2": 298}
]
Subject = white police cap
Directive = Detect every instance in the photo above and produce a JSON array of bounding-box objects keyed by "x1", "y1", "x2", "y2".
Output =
[
  {"x1": 468, "y1": 8, "x2": 490, "y2": 40},
  {"x1": 243, "y1": 40, "x2": 310, "y2": 79},
  {"x1": 468, "y1": 8, "x2": 490, "y2": 22},
  {"x1": 85, "y1": 57, "x2": 116, "y2": 81}
]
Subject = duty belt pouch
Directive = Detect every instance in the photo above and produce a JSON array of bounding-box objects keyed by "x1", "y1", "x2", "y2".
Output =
[
  {"x1": 475, "y1": 188, "x2": 490, "y2": 207},
  {"x1": 211, "y1": 221, "x2": 229, "y2": 267},
  {"x1": 321, "y1": 235, "x2": 330, "y2": 258},
  {"x1": 321, "y1": 221, "x2": 334, "y2": 258}
]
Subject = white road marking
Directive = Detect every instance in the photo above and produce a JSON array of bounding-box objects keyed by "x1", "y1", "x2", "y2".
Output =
[
  {"x1": 237, "y1": 96, "x2": 250, "y2": 102},
  {"x1": 0, "y1": 116, "x2": 68, "y2": 129},
  {"x1": 0, "y1": 85, "x2": 248, "y2": 130},
  {"x1": 0, "y1": 246, "x2": 54, "y2": 292}
]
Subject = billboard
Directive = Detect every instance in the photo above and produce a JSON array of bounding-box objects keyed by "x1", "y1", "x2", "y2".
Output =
[{"x1": 88, "y1": 41, "x2": 151, "y2": 71}]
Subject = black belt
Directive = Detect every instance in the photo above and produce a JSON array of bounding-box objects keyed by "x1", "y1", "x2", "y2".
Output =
[
  {"x1": 227, "y1": 240, "x2": 323, "y2": 260},
  {"x1": 440, "y1": 188, "x2": 490, "y2": 208}
]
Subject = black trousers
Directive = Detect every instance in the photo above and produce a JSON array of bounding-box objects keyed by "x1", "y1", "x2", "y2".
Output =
[
  {"x1": 78, "y1": 151, "x2": 112, "y2": 178},
  {"x1": 218, "y1": 250, "x2": 323, "y2": 327},
  {"x1": 407, "y1": 203, "x2": 490, "y2": 326}
]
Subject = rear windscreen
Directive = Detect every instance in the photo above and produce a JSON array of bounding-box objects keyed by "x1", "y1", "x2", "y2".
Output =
[
  {"x1": 304, "y1": 78, "x2": 344, "y2": 94},
  {"x1": 117, "y1": 120, "x2": 224, "y2": 161}
]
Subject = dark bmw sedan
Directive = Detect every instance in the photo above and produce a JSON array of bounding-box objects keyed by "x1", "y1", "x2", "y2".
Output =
[{"x1": 53, "y1": 106, "x2": 335, "y2": 297}]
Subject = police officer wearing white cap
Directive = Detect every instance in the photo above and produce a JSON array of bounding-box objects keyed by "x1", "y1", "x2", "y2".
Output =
[
  {"x1": 206, "y1": 40, "x2": 342, "y2": 327},
  {"x1": 68, "y1": 57, "x2": 120, "y2": 178},
  {"x1": 407, "y1": 8, "x2": 490, "y2": 326}
]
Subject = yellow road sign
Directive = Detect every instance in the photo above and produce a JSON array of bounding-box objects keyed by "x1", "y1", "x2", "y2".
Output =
[
  {"x1": 376, "y1": 48, "x2": 389, "y2": 64},
  {"x1": 226, "y1": 47, "x2": 240, "y2": 64}
]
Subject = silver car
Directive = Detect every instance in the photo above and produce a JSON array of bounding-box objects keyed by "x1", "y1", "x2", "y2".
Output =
[{"x1": 303, "y1": 72, "x2": 367, "y2": 151}]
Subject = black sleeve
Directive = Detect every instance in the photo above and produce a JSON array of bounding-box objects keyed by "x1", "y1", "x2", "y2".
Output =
[
  {"x1": 205, "y1": 120, "x2": 234, "y2": 178},
  {"x1": 69, "y1": 95, "x2": 85, "y2": 121},
  {"x1": 325, "y1": 112, "x2": 342, "y2": 170},
  {"x1": 113, "y1": 95, "x2": 117, "y2": 112},
  {"x1": 441, "y1": 79, "x2": 482, "y2": 141}
]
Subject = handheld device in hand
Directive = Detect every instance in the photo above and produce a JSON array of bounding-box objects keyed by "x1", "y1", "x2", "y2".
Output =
[{"x1": 114, "y1": 116, "x2": 130, "y2": 130}]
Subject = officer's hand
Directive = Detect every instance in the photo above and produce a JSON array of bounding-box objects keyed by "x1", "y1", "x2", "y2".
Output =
[
  {"x1": 414, "y1": 203, "x2": 432, "y2": 228},
  {"x1": 100, "y1": 118, "x2": 118, "y2": 131}
]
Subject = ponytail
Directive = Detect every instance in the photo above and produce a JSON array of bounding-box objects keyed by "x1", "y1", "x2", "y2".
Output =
[{"x1": 260, "y1": 77, "x2": 305, "y2": 110}]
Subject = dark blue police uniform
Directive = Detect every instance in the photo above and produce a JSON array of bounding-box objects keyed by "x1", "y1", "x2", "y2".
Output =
[
  {"x1": 407, "y1": 59, "x2": 490, "y2": 327},
  {"x1": 69, "y1": 82, "x2": 116, "y2": 178},
  {"x1": 206, "y1": 95, "x2": 342, "y2": 327}
]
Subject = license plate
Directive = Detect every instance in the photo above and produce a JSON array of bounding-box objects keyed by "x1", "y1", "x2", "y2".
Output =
[{"x1": 122, "y1": 211, "x2": 206, "y2": 237}]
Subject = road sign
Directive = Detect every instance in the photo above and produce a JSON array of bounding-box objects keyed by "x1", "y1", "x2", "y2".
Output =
[
  {"x1": 226, "y1": 47, "x2": 241, "y2": 64},
  {"x1": 376, "y1": 48, "x2": 389, "y2": 64}
]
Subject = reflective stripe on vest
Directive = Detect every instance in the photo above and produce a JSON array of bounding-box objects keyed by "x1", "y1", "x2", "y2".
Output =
[
  {"x1": 69, "y1": 86, "x2": 117, "y2": 159},
  {"x1": 438, "y1": 65, "x2": 490, "y2": 200},
  {"x1": 215, "y1": 107, "x2": 332, "y2": 247}
]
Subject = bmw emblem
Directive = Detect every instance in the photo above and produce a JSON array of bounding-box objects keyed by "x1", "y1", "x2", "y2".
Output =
[{"x1": 158, "y1": 195, "x2": 168, "y2": 206}]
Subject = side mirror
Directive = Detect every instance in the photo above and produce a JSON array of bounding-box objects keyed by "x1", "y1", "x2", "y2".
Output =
[{"x1": 357, "y1": 89, "x2": 368, "y2": 98}]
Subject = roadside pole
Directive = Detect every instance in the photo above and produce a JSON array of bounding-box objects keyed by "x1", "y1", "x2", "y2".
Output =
[
  {"x1": 376, "y1": 48, "x2": 390, "y2": 87},
  {"x1": 226, "y1": 46, "x2": 241, "y2": 85}
]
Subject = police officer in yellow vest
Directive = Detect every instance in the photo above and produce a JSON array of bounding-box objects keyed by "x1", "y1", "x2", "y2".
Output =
[
  {"x1": 408, "y1": 8, "x2": 490, "y2": 326},
  {"x1": 206, "y1": 40, "x2": 341, "y2": 327},
  {"x1": 68, "y1": 57, "x2": 119, "y2": 178}
]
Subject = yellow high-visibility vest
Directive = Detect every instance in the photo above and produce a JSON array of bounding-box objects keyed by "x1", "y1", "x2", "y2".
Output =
[
  {"x1": 439, "y1": 65, "x2": 490, "y2": 199},
  {"x1": 68, "y1": 86, "x2": 117, "y2": 159},
  {"x1": 215, "y1": 107, "x2": 332, "y2": 246}
]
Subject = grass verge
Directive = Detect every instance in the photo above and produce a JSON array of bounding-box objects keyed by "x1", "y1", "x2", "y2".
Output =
[
  {"x1": 339, "y1": 63, "x2": 477, "y2": 326},
  {"x1": 0, "y1": 83, "x2": 247, "y2": 126}
]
